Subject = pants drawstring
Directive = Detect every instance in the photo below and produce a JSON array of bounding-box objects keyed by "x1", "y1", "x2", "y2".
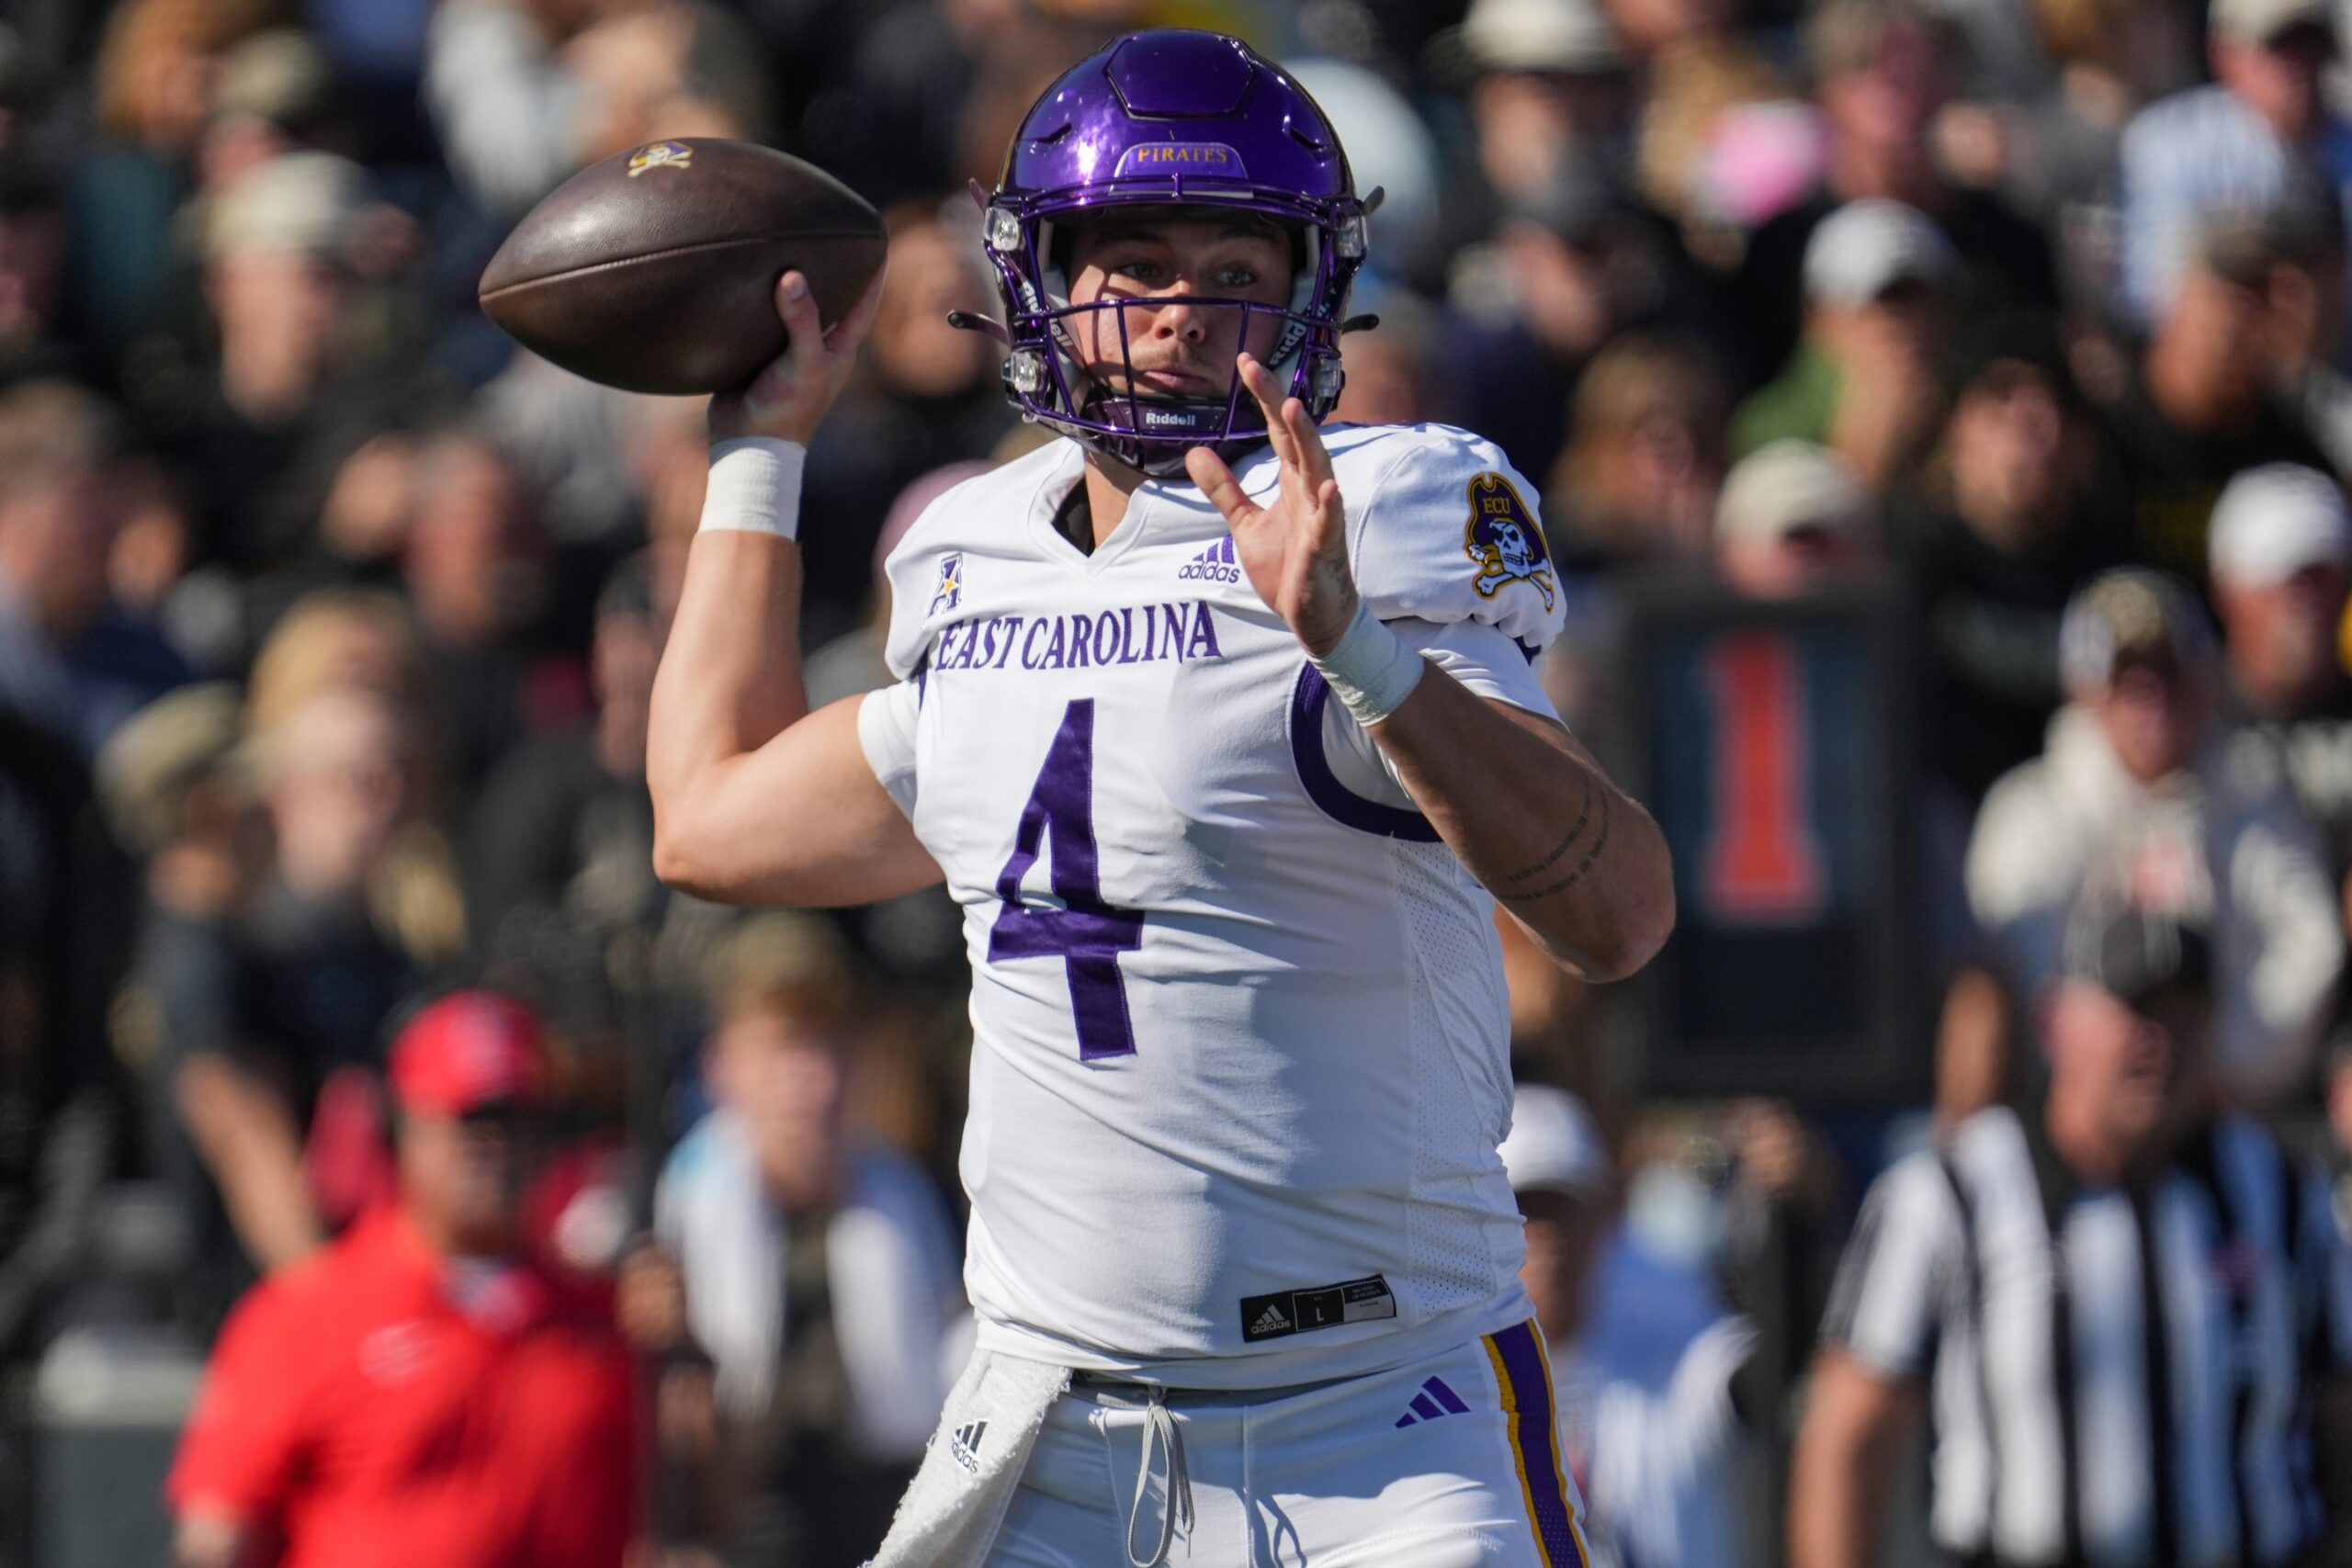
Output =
[{"x1": 1125, "y1": 1388, "x2": 1193, "y2": 1568}]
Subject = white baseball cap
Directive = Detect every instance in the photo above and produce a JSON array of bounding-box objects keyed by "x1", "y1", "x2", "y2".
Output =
[
  {"x1": 2211, "y1": 0, "x2": 2335, "y2": 46},
  {"x1": 1716, "y1": 441, "x2": 1872, "y2": 546},
  {"x1": 1434, "y1": 0, "x2": 1627, "y2": 78},
  {"x1": 206, "y1": 151, "x2": 368, "y2": 262},
  {"x1": 1803, "y1": 198, "x2": 1956, "y2": 306},
  {"x1": 2058, "y1": 569, "x2": 2215, "y2": 692},
  {"x1": 2208, "y1": 464, "x2": 2352, "y2": 586},
  {"x1": 1499, "y1": 1085, "x2": 1611, "y2": 1198}
]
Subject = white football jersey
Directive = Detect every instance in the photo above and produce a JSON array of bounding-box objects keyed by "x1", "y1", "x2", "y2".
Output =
[{"x1": 855, "y1": 423, "x2": 1568, "y2": 1388}]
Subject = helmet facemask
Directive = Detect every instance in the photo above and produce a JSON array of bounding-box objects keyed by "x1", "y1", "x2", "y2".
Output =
[
  {"x1": 1003, "y1": 209, "x2": 1345, "y2": 478},
  {"x1": 969, "y1": 30, "x2": 1374, "y2": 479}
]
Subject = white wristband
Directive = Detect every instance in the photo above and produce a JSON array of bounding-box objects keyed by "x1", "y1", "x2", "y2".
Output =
[
  {"x1": 698, "y1": 437, "x2": 807, "y2": 540},
  {"x1": 1310, "y1": 600, "x2": 1425, "y2": 727}
]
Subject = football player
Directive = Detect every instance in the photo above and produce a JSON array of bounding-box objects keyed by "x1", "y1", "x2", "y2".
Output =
[{"x1": 648, "y1": 28, "x2": 1674, "y2": 1566}]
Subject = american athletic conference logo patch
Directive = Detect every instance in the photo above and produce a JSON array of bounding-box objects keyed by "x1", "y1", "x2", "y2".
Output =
[
  {"x1": 928, "y1": 553, "x2": 963, "y2": 616},
  {"x1": 1462, "y1": 472, "x2": 1555, "y2": 611}
]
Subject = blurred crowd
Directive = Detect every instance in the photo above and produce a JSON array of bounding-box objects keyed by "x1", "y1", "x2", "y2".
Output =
[{"x1": 3, "y1": 0, "x2": 2352, "y2": 1564}]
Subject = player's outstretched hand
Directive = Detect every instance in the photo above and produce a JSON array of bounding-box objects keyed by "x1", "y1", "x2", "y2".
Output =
[
  {"x1": 708, "y1": 264, "x2": 888, "y2": 446},
  {"x1": 1184, "y1": 354, "x2": 1357, "y2": 655}
]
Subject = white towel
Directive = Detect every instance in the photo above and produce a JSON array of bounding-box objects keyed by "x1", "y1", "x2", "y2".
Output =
[
  {"x1": 657, "y1": 1113, "x2": 967, "y2": 1457},
  {"x1": 864, "y1": 1350, "x2": 1069, "y2": 1568}
]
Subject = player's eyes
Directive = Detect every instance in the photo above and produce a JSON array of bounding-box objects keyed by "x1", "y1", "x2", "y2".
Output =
[
  {"x1": 1113, "y1": 259, "x2": 1166, "y2": 284},
  {"x1": 1216, "y1": 265, "x2": 1259, "y2": 289}
]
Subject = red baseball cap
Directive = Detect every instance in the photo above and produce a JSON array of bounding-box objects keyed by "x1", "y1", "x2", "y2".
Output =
[{"x1": 389, "y1": 991, "x2": 548, "y2": 1117}]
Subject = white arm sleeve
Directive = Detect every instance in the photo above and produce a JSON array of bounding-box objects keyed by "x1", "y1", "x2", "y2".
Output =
[{"x1": 856, "y1": 683, "x2": 921, "y2": 819}]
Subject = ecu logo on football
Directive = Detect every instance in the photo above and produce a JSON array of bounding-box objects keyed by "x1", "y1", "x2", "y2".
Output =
[
  {"x1": 1462, "y1": 472, "x2": 1555, "y2": 610},
  {"x1": 627, "y1": 141, "x2": 695, "y2": 176}
]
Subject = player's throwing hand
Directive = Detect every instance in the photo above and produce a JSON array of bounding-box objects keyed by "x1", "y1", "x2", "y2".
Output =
[
  {"x1": 1185, "y1": 353, "x2": 1358, "y2": 656},
  {"x1": 708, "y1": 264, "x2": 888, "y2": 446}
]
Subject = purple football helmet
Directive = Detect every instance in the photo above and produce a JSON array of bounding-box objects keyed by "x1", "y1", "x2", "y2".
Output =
[{"x1": 972, "y1": 30, "x2": 1373, "y2": 477}]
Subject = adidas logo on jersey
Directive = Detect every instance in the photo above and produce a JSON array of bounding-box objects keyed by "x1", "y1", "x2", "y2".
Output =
[
  {"x1": 1179, "y1": 536, "x2": 1241, "y2": 583},
  {"x1": 1250, "y1": 1302, "x2": 1292, "y2": 1337},
  {"x1": 949, "y1": 1419, "x2": 989, "y2": 1474},
  {"x1": 1392, "y1": 1376, "x2": 1471, "y2": 1428}
]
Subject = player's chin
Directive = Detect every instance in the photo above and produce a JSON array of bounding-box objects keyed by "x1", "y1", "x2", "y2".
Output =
[{"x1": 1106, "y1": 372, "x2": 1225, "y2": 400}]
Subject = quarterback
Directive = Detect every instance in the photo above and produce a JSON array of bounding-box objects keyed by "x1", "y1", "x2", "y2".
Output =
[{"x1": 648, "y1": 28, "x2": 1673, "y2": 1568}]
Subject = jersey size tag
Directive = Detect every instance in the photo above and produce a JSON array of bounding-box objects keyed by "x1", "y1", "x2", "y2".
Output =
[{"x1": 1238, "y1": 1274, "x2": 1396, "y2": 1343}]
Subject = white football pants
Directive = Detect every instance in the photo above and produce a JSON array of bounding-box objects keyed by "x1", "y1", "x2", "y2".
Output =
[{"x1": 988, "y1": 1319, "x2": 1594, "y2": 1568}]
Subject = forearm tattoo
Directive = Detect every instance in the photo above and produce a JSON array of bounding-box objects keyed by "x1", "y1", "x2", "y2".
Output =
[{"x1": 1494, "y1": 778, "x2": 1613, "y2": 904}]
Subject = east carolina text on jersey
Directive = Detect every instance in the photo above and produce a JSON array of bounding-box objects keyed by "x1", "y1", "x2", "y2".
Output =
[
  {"x1": 859, "y1": 423, "x2": 1567, "y2": 1390},
  {"x1": 924, "y1": 602, "x2": 1223, "y2": 673}
]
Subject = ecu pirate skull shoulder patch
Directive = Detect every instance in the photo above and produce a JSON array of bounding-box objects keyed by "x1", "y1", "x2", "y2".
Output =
[
  {"x1": 627, "y1": 140, "x2": 694, "y2": 175},
  {"x1": 1462, "y1": 472, "x2": 1555, "y2": 610}
]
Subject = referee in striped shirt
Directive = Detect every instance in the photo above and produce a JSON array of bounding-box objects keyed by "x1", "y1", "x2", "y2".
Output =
[{"x1": 1789, "y1": 905, "x2": 2352, "y2": 1568}]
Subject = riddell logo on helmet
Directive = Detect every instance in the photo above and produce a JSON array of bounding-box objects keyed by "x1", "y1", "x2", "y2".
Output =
[{"x1": 1114, "y1": 142, "x2": 1247, "y2": 178}]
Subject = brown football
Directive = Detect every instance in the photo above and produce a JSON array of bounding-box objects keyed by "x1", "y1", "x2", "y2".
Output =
[{"x1": 478, "y1": 139, "x2": 886, "y2": 396}]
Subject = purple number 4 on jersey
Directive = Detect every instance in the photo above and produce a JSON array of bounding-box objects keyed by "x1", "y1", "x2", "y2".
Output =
[{"x1": 987, "y1": 699, "x2": 1147, "y2": 1059}]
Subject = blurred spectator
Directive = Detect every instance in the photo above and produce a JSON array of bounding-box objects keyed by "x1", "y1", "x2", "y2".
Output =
[
  {"x1": 1636, "y1": 49, "x2": 1797, "y2": 262},
  {"x1": 0, "y1": 169, "x2": 72, "y2": 386},
  {"x1": 401, "y1": 423, "x2": 557, "y2": 793},
  {"x1": 96, "y1": 681, "x2": 252, "y2": 931},
  {"x1": 1728, "y1": 0, "x2": 2056, "y2": 389},
  {"x1": 2209, "y1": 462, "x2": 2352, "y2": 736},
  {"x1": 168, "y1": 991, "x2": 638, "y2": 1568},
  {"x1": 2205, "y1": 468, "x2": 2352, "y2": 1045},
  {"x1": 239, "y1": 587, "x2": 437, "y2": 763},
  {"x1": 1288, "y1": 60, "x2": 1443, "y2": 286},
  {"x1": 131, "y1": 628, "x2": 458, "y2": 1329},
  {"x1": 627, "y1": 915, "x2": 964, "y2": 1568},
  {"x1": 108, "y1": 450, "x2": 204, "y2": 644},
  {"x1": 1501, "y1": 1085, "x2": 1756, "y2": 1568},
  {"x1": 1790, "y1": 905, "x2": 2352, "y2": 1568},
  {"x1": 2091, "y1": 226, "x2": 2336, "y2": 580},
  {"x1": 2251, "y1": 177, "x2": 2352, "y2": 474},
  {"x1": 478, "y1": 355, "x2": 644, "y2": 549},
  {"x1": 1431, "y1": 0, "x2": 1633, "y2": 213},
  {"x1": 1331, "y1": 294, "x2": 1437, "y2": 429},
  {"x1": 426, "y1": 0, "x2": 770, "y2": 219},
  {"x1": 799, "y1": 0, "x2": 1022, "y2": 210},
  {"x1": 0, "y1": 378, "x2": 189, "y2": 757},
  {"x1": 1713, "y1": 439, "x2": 1876, "y2": 598},
  {"x1": 806, "y1": 466, "x2": 989, "y2": 712},
  {"x1": 0, "y1": 704, "x2": 120, "y2": 1357},
  {"x1": 198, "y1": 28, "x2": 344, "y2": 194},
  {"x1": 1886, "y1": 315, "x2": 2129, "y2": 804},
  {"x1": 1547, "y1": 331, "x2": 1728, "y2": 570},
  {"x1": 563, "y1": 1, "x2": 770, "y2": 167},
  {"x1": 143, "y1": 149, "x2": 417, "y2": 572},
  {"x1": 2115, "y1": 0, "x2": 2352, "y2": 327},
  {"x1": 70, "y1": 0, "x2": 260, "y2": 346},
  {"x1": 1989, "y1": 0, "x2": 2191, "y2": 304},
  {"x1": 798, "y1": 199, "x2": 1011, "y2": 643},
  {"x1": 1965, "y1": 569, "x2": 2343, "y2": 1104},
  {"x1": 1534, "y1": 333, "x2": 1729, "y2": 734},
  {"x1": 1447, "y1": 167, "x2": 1687, "y2": 480},
  {"x1": 423, "y1": 0, "x2": 594, "y2": 219},
  {"x1": 463, "y1": 555, "x2": 660, "y2": 1013},
  {"x1": 1734, "y1": 199, "x2": 1951, "y2": 488}
]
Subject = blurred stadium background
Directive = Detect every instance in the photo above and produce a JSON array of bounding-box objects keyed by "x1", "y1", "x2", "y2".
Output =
[{"x1": 1, "y1": 0, "x2": 2350, "y2": 1563}]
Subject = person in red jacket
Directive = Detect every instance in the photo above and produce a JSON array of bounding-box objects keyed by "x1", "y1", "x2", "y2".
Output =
[{"x1": 167, "y1": 989, "x2": 639, "y2": 1568}]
